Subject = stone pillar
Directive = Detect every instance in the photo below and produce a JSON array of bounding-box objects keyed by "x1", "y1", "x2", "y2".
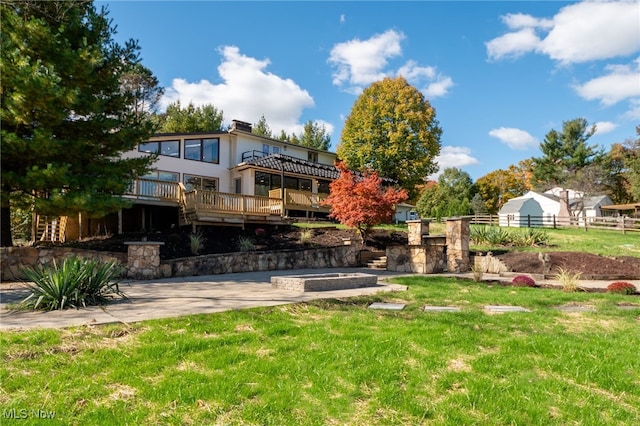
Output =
[
  {"x1": 407, "y1": 219, "x2": 430, "y2": 245},
  {"x1": 445, "y1": 217, "x2": 471, "y2": 272},
  {"x1": 125, "y1": 241, "x2": 164, "y2": 279}
]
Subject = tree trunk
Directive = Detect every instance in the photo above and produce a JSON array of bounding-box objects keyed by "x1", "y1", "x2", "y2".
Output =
[{"x1": 1, "y1": 198, "x2": 13, "y2": 247}]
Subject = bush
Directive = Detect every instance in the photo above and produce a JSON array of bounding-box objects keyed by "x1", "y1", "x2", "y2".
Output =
[
  {"x1": 21, "y1": 257, "x2": 124, "y2": 310},
  {"x1": 237, "y1": 236, "x2": 255, "y2": 252},
  {"x1": 189, "y1": 231, "x2": 206, "y2": 255},
  {"x1": 299, "y1": 228, "x2": 314, "y2": 245},
  {"x1": 511, "y1": 275, "x2": 537, "y2": 287},
  {"x1": 470, "y1": 225, "x2": 549, "y2": 247},
  {"x1": 606, "y1": 281, "x2": 637, "y2": 295},
  {"x1": 555, "y1": 268, "x2": 582, "y2": 293}
]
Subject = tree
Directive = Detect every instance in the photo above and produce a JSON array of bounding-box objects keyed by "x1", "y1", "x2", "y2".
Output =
[
  {"x1": 605, "y1": 126, "x2": 640, "y2": 203},
  {"x1": 471, "y1": 193, "x2": 488, "y2": 215},
  {"x1": 475, "y1": 166, "x2": 530, "y2": 214},
  {"x1": 120, "y1": 62, "x2": 164, "y2": 120},
  {"x1": 154, "y1": 101, "x2": 224, "y2": 133},
  {"x1": 253, "y1": 114, "x2": 273, "y2": 138},
  {"x1": 531, "y1": 118, "x2": 604, "y2": 189},
  {"x1": 323, "y1": 162, "x2": 408, "y2": 242},
  {"x1": 337, "y1": 76, "x2": 442, "y2": 198},
  {"x1": 1, "y1": 1, "x2": 158, "y2": 246},
  {"x1": 298, "y1": 120, "x2": 331, "y2": 151},
  {"x1": 416, "y1": 168, "x2": 475, "y2": 219}
]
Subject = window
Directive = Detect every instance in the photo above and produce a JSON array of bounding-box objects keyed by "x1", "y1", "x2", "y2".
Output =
[
  {"x1": 137, "y1": 170, "x2": 179, "y2": 198},
  {"x1": 185, "y1": 138, "x2": 219, "y2": 163},
  {"x1": 308, "y1": 151, "x2": 318, "y2": 163},
  {"x1": 234, "y1": 178, "x2": 242, "y2": 194},
  {"x1": 272, "y1": 146, "x2": 280, "y2": 154},
  {"x1": 138, "y1": 140, "x2": 180, "y2": 157},
  {"x1": 255, "y1": 171, "x2": 270, "y2": 196},
  {"x1": 262, "y1": 144, "x2": 270, "y2": 156},
  {"x1": 184, "y1": 175, "x2": 218, "y2": 191},
  {"x1": 318, "y1": 180, "x2": 331, "y2": 194},
  {"x1": 299, "y1": 179, "x2": 312, "y2": 192},
  {"x1": 142, "y1": 170, "x2": 179, "y2": 182}
]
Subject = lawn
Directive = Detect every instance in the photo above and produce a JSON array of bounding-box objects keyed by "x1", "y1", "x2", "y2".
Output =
[{"x1": 2, "y1": 277, "x2": 639, "y2": 425}]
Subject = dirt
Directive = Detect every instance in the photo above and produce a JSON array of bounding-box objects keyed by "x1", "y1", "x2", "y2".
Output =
[
  {"x1": 44, "y1": 225, "x2": 640, "y2": 278},
  {"x1": 50, "y1": 224, "x2": 408, "y2": 260},
  {"x1": 495, "y1": 251, "x2": 640, "y2": 279}
]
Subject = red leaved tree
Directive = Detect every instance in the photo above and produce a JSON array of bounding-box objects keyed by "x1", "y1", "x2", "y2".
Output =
[{"x1": 323, "y1": 161, "x2": 408, "y2": 242}]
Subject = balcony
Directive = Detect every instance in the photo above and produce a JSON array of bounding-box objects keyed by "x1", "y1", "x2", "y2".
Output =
[{"x1": 124, "y1": 178, "x2": 329, "y2": 225}]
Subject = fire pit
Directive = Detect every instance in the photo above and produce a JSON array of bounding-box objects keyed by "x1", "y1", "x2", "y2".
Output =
[{"x1": 270, "y1": 272, "x2": 378, "y2": 292}]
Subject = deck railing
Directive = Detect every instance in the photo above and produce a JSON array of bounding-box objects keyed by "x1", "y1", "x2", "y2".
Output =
[
  {"x1": 268, "y1": 188, "x2": 329, "y2": 210},
  {"x1": 125, "y1": 178, "x2": 181, "y2": 201},
  {"x1": 183, "y1": 190, "x2": 283, "y2": 216},
  {"x1": 125, "y1": 178, "x2": 333, "y2": 218}
]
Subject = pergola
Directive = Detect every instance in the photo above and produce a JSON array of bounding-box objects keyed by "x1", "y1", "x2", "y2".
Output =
[{"x1": 600, "y1": 203, "x2": 640, "y2": 218}]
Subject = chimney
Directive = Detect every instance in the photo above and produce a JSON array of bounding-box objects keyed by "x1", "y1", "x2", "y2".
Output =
[
  {"x1": 558, "y1": 189, "x2": 571, "y2": 221},
  {"x1": 231, "y1": 120, "x2": 252, "y2": 133}
]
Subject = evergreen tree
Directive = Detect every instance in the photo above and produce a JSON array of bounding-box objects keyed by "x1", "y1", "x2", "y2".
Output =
[
  {"x1": 253, "y1": 115, "x2": 273, "y2": 138},
  {"x1": 298, "y1": 120, "x2": 331, "y2": 151},
  {"x1": 532, "y1": 118, "x2": 604, "y2": 189},
  {"x1": 154, "y1": 101, "x2": 224, "y2": 133},
  {"x1": 1, "y1": 1, "x2": 158, "y2": 246}
]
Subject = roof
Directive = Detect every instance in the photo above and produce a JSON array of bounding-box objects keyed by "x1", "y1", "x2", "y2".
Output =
[
  {"x1": 601, "y1": 203, "x2": 640, "y2": 211},
  {"x1": 241, "y1": 154, "x2": 340, "y2": 180},
  {"x1": 499, "y1": 198, "x2": 538, "y2": 214}
]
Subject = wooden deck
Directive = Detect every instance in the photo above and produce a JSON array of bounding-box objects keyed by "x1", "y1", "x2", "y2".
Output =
[{"x1": 124, "y1": 178, "x2": 329, "y2": 225}]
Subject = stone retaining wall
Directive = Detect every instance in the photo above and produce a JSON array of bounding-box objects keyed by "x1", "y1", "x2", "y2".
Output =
[
  {"x1": 1, "y1": 243, "x2": 362, "y2": 281},
  {"x1": 0, "y1": 247, "x2": 127, "y2": 281},
  {"x1": 163, "y1": 245, "x2": 361, "y2": 278}
]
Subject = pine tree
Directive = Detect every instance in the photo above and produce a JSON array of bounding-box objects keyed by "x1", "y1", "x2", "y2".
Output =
[{"x1": 1, "y1": 1, "x2": 159, "y2": 246}]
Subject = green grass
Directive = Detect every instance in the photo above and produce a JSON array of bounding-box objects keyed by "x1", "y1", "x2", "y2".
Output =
[
  {"x1": 2, "y1": 277, "x2": 639, "y2": 425},
  {"x1": 472, "y1": 226, "x2": 640, "y2": 258}
]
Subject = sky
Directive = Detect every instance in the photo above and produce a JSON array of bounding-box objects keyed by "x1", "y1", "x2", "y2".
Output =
[{"x1": 100, "y1": 0, "x2": 640, "y2": 181}]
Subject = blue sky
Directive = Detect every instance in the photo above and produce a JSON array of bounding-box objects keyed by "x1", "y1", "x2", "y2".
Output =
[{"x1": 101, "y1": 1, "x2": 640, "y2": 181}]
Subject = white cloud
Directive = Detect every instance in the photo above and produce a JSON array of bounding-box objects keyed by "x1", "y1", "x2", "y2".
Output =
[
  {"x1": 329, "y1": 30, "x2": 404, "y2": 91},
  {"x1": 329, "y1": 30, "x2": 454, "y2": 98},
  {"x1": 593, "y1": 121, "x2": 618, "y2": 135},
  {"x1": 573, "y1": 58, "x2": 640, "y2": 106},
  {"x1": 161, "y1": 46, "x2": 316, "y2": 136},
  {"x1": 623, "y1": 98, "x2": 640, "y2": 121},
  {"x1": 340, "y1": 14, "x2": 346, "y2": 24},
  {"x1": 486, "y1": 1, "x2": 640, "y2": 64},
  {"x1": 431, "y1": 146, "x2": 479, "y2": 178},
  {"x1": 486, "y1": 27, "x2": 541, "y2": 60},
  {"x1": 488, "y1": 127, "x2": 538, "y2": 150}
]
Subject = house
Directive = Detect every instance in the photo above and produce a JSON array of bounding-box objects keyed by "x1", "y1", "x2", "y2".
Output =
[
  {"x1": 497, "y1": 188, "x2": 613, "y2": 228},
  {"x1": 394, "y1": 203, "x2": 418, "y2": 223},
  {"x1": 35, "y1": 119, "x2": 408, "y2": 242},
  {"x1": 36, "y1": 120, "x2": 339, "y2": 241},
  {"x1": 498, "y1": 197, "x2": 544, "y2": 227}
]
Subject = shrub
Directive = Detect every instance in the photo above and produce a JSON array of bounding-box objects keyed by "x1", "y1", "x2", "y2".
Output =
[
  {"x1": 189, "y1": 231, "x2": 206, "y2": 255},
  {"x1": 555, "y1": 268, "x2": 582, "y2": 293},
  {"x1": 607, "y1": 281, "x2": 637, "y2": 295},
  {"x1": 237, "y1": 236, "x2": 255, "y2": 252},
  {"x1": 21, "y1": 257, "x2": 124, "y2": 310},
  {"x1": 511, "y1": 275, "x2": 537, "y2": 287},
  {"x1": 299, "y1": 228, "x2": 314, "y2": 245}
]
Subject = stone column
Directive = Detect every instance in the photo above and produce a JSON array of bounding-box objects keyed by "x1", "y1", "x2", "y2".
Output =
[
  {"x1": 407, "y1": 219, "x2": 430, "y2": 245},
  {"x1": 125, "y1": 241, "x2": 164, "y2": 279},
  {"x1": 445, "y1": 217, "x2": 471, "y2": 272}
]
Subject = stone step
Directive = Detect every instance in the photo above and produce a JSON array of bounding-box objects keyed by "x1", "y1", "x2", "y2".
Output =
[{"x1": 366, "y1": 256, "x2": 387, "y2": 269}]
